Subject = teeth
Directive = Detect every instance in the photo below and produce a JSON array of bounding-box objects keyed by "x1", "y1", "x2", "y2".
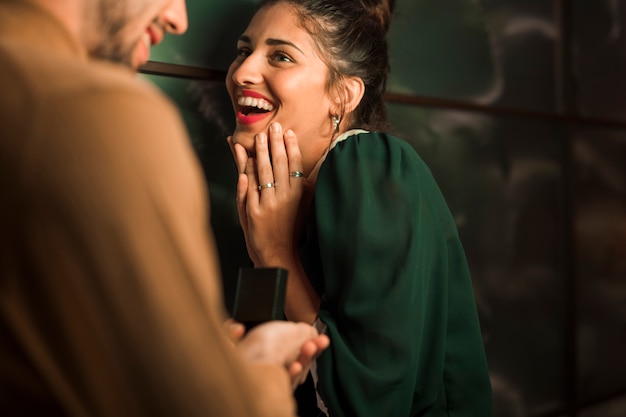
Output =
[{"x1": 238, "y1": 96, "x2": 275, "y2": 111}]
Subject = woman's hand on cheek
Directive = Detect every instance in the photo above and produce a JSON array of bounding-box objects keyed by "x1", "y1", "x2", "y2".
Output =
[{"x1": 243, "y1": 123, "x2": 305, "y2": 267}]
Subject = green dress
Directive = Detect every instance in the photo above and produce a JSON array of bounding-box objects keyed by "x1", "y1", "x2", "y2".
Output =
[{"x1": 300, "y1": 131, "x2": 493, "y2": 416}]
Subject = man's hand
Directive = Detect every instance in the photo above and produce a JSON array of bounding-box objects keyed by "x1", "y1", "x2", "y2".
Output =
[
  {"x1": 236, "y1": 321, "x2": 330, "y2": 389},
  {"x1": 286, "y1": 334, "x2": 330, "y2": 389},
  {"x1": 223, "y1": 319, "x2": 246, "y2": 345}
]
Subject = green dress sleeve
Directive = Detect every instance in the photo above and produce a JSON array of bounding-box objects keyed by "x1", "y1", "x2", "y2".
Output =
[{"x1": 306, "y1": 132, "x2": 492, "y2": 416}]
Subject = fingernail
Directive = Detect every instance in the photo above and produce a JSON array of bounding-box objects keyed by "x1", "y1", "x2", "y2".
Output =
[
  {"x1": 271, "y1": 122, "x2": 280, "y2": 133},
  {"x1": 285, "y1": 129, "x2": 295, "y2": 138},
  {"x1": 256, "y1": 133, "x2": 266, "y2": 144}
]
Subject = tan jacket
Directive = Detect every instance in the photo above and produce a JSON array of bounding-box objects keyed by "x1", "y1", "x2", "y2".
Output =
[{"x1": 0, "y1": 1, "x2": 295, "y2": 415}]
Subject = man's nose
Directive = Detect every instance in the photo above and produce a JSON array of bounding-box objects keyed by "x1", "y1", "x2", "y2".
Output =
[{"x1": 162, "y1": 0, "x2": 188, "y2": 35}]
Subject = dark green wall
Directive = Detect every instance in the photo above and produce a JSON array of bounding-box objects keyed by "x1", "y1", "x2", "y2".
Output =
[{"x1": 141, "y1": 1, "x2": 626, "y2": 416}]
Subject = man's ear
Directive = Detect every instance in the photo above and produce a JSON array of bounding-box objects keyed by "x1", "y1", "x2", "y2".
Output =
[{"x1": 332, "y1": 76, "x2": 365, "y2": 115}]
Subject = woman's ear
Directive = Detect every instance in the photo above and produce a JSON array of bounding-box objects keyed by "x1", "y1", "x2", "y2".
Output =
[
  {"x1": 331, "y1": 76, "x2": 365, "y2": 115},
  {"x1": 342, "y1": 76, "x2": 365, "y2": 114}
]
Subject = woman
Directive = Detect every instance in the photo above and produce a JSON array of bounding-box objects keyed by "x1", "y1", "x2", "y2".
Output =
[{"x1": 225, "y1": 0, "x2": 493, "y2": 415}]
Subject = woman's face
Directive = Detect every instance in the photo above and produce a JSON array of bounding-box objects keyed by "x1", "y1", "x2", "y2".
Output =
[{"x1": 226, "y1": 3, "x2": 336, "y2": 174}]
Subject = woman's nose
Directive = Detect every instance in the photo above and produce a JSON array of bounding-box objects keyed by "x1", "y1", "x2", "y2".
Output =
[
  {"x1": 230, "y1": 54, "x2": 264, "y2": 86},
  {"x1": 162, "y1": 0, "x2": 188, "y2": 35}
]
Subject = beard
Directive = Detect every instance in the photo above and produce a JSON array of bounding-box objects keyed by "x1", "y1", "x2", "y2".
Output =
[
  {"x1": 90, "y1": 40, "x2": 135, "y2": 69},
  {"x1": 88, "y1": 1, "x2": 135, "y2": 69}
]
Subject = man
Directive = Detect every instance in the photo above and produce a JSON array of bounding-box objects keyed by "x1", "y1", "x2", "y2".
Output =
[{"x1": 0, "y1": 0, "x2": 328, "y2": 416}]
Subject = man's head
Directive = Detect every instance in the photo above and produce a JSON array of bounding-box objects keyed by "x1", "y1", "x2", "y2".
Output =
[
  {"x1": 35, "y1": 0, "x2": 187, "y2": 70},
  {"x1": 41, "y1": 0, "x2": 188, "y2": 70},
  {"x1": 85, "y1": 0, "x2": 187, "y2": 70}
]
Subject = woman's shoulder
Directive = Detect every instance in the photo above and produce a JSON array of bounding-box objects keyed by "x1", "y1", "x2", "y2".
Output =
[
  {"x1": 336, "y1": 130, "x2": 418, "y2": 153},
  {"x1": 331, "y1": 130, "x2": 428, "y2": 170}
]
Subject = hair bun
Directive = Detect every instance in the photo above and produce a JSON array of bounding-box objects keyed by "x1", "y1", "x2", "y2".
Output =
[{"x1": 361, "y1": 0, "x2": 395, "y2": 33}]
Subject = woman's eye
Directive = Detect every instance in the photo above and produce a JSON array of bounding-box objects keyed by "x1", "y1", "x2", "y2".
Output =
[{"x1": 273, "y1": 51, "x2": 294, "y2": 63}]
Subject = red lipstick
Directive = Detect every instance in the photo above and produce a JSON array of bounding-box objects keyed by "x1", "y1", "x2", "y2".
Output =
[
  {"x1": 242, "y1": 90, "x2": 270, "y2": 100},
  {"x1": 236, "y1": 90, "x2": 275, "y2": 125}
]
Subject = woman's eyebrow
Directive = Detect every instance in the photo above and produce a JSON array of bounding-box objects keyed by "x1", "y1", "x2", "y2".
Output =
[
  {"x1": 237, "y1": 34, "x2": 303, "y2": 54},
  {"x1": 265, "y1": 38, "x2": 304, "y2": 54}
]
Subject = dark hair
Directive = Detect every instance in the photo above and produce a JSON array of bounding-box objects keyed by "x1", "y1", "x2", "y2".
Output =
[{"x1": 259, "y1": 0, "x2": 395, "y2": 132}]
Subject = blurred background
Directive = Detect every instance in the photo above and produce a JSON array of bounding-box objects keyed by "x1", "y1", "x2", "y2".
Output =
[{"x1": 139, "y1": 0, "x2": 626, "y2": 416}]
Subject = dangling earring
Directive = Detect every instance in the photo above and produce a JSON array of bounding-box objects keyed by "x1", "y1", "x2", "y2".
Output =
[{"x1": 332, "y1": 114, "x2": 340, "y2": 133}]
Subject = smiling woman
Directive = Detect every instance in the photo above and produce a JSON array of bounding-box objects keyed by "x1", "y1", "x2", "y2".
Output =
[
  {"x1": 223, "y1": 0, "x2": 494, "y2": 416},
  {"x1": 226, "y1": 1, "x2": 335, "y2": 175}
]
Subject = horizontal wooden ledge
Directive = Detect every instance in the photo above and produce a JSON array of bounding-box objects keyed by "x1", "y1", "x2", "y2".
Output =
[
  {"x1": 139, "y1": 61, "x2": 626, "y2": 129},
  {"x1": 139, "y1": 61, "x2": 225, "y2": 80},
  {"x1": 385, "y1": 92, "x2": 626, "y2": 129}
]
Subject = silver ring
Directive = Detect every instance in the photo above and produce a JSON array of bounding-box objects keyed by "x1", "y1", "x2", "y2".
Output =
[
  {"x1": 289, "y1": 171, "x2": 304, "y2": 178},
  {"x1": 258, "y1": 182, "x2": 275, "y2": 191}
]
